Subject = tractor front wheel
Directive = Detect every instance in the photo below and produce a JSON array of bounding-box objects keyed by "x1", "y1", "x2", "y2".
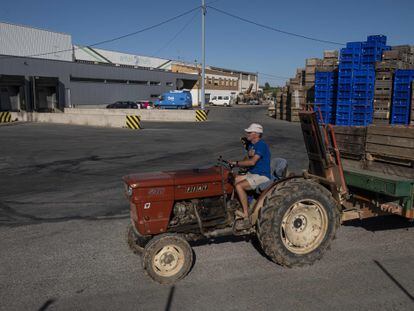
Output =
[
  {"x1": 257, "y1": 178, "x2": 340, "y2": 267},
  {"x1": 142, "y1": 234, "x2": 193, "y2": 284}
]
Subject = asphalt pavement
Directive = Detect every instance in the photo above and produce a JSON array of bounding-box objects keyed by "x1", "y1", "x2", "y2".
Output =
[{"x1": 0, "y1": 106, "x2": 413, "y2": 310}]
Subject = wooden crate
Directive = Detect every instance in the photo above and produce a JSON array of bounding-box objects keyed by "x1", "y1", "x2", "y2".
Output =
[
  {"x1": 372, "y1": 118, "x2": 389, "y2": 125},
  {"x1": 323, "y1": 50, "x2": 339, "y2": 59},
  {"x1": 333, "y1": 126, "x2": 367, "y2": 160},
  {"x1": 373, "y1": 99, "x2": 391, "y2": 110},
  {"x1": 366, "y1": 126, "x2": 414, "y2": 165},
  {"x1": 337, "y1": 125, "x2": 414, "y2": 178},
  {"x1": 375, "y1": 71, "x2": 393, "y2": 80},
  {"x1": 373, "y1": 110, "x2": 389, "y2": 119},
  {"x1": 374, "y1": 94, "x2": 393, "y2": 101},
  {"x1": 306, "y1": 58, "x2": 322, "y2": 66}
]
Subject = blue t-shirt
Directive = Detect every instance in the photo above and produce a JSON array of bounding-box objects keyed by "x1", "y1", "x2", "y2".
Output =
[{"x1": 248, "y1": 140, "x2": 271, "y2": 179}]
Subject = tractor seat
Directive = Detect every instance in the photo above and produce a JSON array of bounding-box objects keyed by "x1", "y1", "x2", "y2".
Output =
[{"x1": 256, "y1": 158, "x2": 288, "y2": 193}]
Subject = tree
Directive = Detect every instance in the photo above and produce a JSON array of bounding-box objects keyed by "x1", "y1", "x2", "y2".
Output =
[{"x1": 264, "y1": 82, "x2": 271, "y2": 90}]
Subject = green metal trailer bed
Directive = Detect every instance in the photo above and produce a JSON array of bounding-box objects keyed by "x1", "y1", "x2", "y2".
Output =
[{"x1": 344, "y1": 168, "x2": 414, "y2": 219}]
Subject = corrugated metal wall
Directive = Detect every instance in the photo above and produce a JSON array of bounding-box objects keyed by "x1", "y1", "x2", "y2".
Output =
[
  {"x1": 0, "y1": 22, "x2": 72, "y2": 61},
  {"x1": 0, "y1": 56, "x2": 197, "y2": 108}
]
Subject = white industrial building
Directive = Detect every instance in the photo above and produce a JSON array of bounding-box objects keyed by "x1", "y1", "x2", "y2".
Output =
[{"x1": 0, "y1": 21, "x2": 258, "y2": 110}]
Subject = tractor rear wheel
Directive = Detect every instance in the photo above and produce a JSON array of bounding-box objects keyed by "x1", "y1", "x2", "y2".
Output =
[
  {"x1": 142, "y1": 234, "x2": 193, "y2": 284},
  {"x1": 257, "y1": 178, "x2": 340, "y2": 267}
]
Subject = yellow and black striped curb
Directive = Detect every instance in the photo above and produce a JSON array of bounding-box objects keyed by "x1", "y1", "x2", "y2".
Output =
[
  {"x1": 195, "y1": 109, "x2": 209, "y2": 122},
  {"x1": 126, "y1": 115, "x2": 142, "y2": 130},
  {"x1": 0, "y1": 112, "x2": 12, "y2": 123}
]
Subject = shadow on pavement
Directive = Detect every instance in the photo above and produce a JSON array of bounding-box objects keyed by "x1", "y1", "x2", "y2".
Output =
[
  {"x1": 374, "y1": 260, "x2": 414, "y2": 301},
  {"x1": 342, "y1": 215, "x2": 414, "y2": 232},
  {"x1": 38, "y1": 298, "x2": 56, "y2": 311}
]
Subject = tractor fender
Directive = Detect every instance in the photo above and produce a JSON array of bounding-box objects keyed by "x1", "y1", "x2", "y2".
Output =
[{"x1": 250, "y1": 175, "x2": 301, "y2": 225}]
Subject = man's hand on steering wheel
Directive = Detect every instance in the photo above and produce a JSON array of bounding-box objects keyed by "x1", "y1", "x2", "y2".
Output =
[{"x1": 217, "y1": 157, "x2": 235, "y2": 170}]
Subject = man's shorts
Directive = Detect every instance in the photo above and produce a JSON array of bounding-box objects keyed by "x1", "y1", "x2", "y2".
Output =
[{"x1": 245, "y1": 173, "x2": 270, "y2": 190}]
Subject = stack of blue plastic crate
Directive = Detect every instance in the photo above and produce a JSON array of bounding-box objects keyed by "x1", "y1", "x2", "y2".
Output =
[
  {"x1": 392, "y1": 70, "x2": 414, "y2": 124},
  {"x1": 314, "y1": 71, "x2": 338, "y2": 124},
  {"x1": 335, "y1": 35, "x2": 390, "y2": 125}
]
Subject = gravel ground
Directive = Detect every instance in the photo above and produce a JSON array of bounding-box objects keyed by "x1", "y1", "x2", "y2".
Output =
[{"x1": 0, "y1": 106, "x2": 413, "y2": 310}]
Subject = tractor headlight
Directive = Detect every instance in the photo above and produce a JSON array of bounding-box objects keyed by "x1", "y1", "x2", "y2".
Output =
[{"x1": 125, "y1": 184, "x2": 133, "y2": 197}]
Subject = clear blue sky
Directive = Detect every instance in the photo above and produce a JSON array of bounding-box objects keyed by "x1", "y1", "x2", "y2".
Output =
[{"x1": 1, "y1": 0, "x2": 413, "y2": 86}]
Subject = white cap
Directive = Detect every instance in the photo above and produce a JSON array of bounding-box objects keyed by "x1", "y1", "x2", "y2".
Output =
[{"x1": 244, "y1": 123, "x2": 263, "y2": 133}]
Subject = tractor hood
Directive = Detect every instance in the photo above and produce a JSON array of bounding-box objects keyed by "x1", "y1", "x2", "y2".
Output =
[{"x1": 123, "y1": 166, "x2": 228, "y2": 188}]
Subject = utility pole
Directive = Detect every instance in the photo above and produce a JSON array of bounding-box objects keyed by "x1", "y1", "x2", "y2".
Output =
[{"x1": 201, "y1": 0, "x2": 206, "y2": 110}]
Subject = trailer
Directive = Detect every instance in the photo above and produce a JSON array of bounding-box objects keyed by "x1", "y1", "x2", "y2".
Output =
[{"x1": 301, "y1": 113, "x2": 414, "y2": 222}]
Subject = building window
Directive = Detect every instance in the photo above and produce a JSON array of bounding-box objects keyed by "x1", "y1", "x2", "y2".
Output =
[
  {"x1": 129, "y1": 80, "x2": 149, "y2": 85},
  {"x1": 242, "y1": 74, "x2": 248, "y2": 80},
  {"x1": 150, "y1": 81, "x2": 161, "y2": 86},
  {"x1": 250, "y1": 75, "x2": 256, "y2": 81},
  {"x1": 166, "y1": 82, "x2": 173, "y2": 86},
  {"x1": 150, "y1": 94, "x2": 160, "y2": 98},
  {"x1": 70, "y1": 76, "x2": 150, "y2": 85}
]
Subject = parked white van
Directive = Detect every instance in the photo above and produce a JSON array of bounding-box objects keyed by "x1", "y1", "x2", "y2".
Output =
[{"x1": 209, "y1": 95, "x2": 232, "y2": 107}]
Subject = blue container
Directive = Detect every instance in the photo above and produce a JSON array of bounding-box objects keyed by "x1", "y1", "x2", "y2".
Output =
[
  {"x1": 367, "y1": 35, "x2": 387, "y2": 44},
  {"x1": 391, "y1": 70, "x2": 414, "y2": 125}
]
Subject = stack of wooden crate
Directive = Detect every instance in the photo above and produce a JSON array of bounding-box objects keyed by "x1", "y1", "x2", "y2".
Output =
[
  {"x1": 373, "y1": 46, "x2": 414, "y2": 124},
  {"x1": 272, "y1": 89, "x2": 283, "y2": 119},
  {"x1": 280, "y1": 86, "x2": 288, "y2": 121},
  {"x1": 285, "y1": 69, "x2": 307, "y2": 122},
  {"x1": 304, "y1": 58, "x2": 322, "y2": 103},
  {"x1": 373, "y1": 62, "x2": 395, "y2": 124},
  {"x1": 319, "y1": 50, "x2": 339, "y2": 71},
  {"x1": 275, "y1": 50, "x2": 339, "y2": 123},
  {"x1": 334, "y1": 125, "x2": 414, "y2": 179},
  {"x1": 305, "y1": 52, "x2": 339, "y2": 104}
]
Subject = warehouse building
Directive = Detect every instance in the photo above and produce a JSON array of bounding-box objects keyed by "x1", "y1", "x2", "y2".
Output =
[
  {"x1": 0, "y1": 22, "x2": 197, "y2": 111},
  {"x1": 0, "y1": 21, "x2": 257, "y2": 110}
]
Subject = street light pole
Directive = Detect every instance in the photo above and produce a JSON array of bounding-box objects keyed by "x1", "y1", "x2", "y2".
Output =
[{"x1": 201, "y1": 0, "x2": 206, "y2": 110}]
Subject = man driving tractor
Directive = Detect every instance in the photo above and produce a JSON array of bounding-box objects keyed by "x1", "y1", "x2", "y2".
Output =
[{"x1": 231, "y1": 123, "x2": 271, "y2": 222}]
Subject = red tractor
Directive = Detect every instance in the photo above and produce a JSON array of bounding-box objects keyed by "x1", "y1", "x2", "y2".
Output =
[{"x1": 123, "y1": 112, "x2": 347, "y2": 284}]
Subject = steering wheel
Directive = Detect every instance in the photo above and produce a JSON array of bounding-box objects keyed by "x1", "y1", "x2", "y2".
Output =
[{"x1": 217, "y1": 157, "x2": 235, "y2": 170}]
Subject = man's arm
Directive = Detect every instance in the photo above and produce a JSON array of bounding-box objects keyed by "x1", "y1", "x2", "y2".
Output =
[{"x1": 232, "y1": 154, "x2": 260, "y2": 167}]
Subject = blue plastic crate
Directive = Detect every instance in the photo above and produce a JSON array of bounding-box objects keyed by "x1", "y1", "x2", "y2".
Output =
[
  {"x1": 352, "y1": 99, "x2": 373, "y2": 106},
  {"x1": 353, "y1": 81, "x2": 375, "y2": 87},
  {"x1": 315, "y1": 84, "x2": 337, "y2": 90},
  {"x1": 346, "y1": 42, "x2": 363, "y2": 49},
  {"x1": 338, "y1": 83, "x2": 352, "y2": 91},
  {"x1": 391, "y1": 115, "x2": 410, "y2": 125},
  {"x1": 393, "y1": 99, "x2": 411, "y2": 106},
  {"x1": 352, "y1": 90, "x2": 374, "y2": 97},
  {"x1": 367, "y1": 35, "x2": 387, "y2": 44},
  {"x1": 338, "y1": 76, "x2": 353, "y2": 84},
  {"x1": 339, "y1": 62, "x2": 361, "y2": 70},
  {"x1": 392, "y1": 70, "x2": 414, "y2": 125}
]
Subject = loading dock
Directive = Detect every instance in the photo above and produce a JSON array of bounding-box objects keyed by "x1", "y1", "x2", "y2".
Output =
[
  {"x1": 0, "y1": 75, "x2": 26, "y2": 111},
  {"x1": 32, "y1": 76, "x2": 61, "y2": 112}
]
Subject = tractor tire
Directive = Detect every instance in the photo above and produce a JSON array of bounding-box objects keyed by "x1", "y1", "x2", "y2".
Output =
[
  {"x1": 257, "y1": 178, "x2": 340, "y2": 267},
  {"x1": 126, "y1": 224, "x2": 150, "y2": 254},
  {"x1": 142, "y1": 234, "x2": 193, "y2": 284}
]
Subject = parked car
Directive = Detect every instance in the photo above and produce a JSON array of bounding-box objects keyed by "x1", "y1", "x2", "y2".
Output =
[
  {"x1": 209, "y1": 95, "x2": 231, "y2": 107},
  {"x1": 137, "y1": 100, "x2": 153, "y2": 109},
  {"x1": 106, "y1": 101, "x2": 139, "y2": 109},
  {"x1": 154, "y1": 90, "x2": 192, "y2": 109},
  {"x1": 248, "y1": 99, "x2": 260, "y2": 105}
]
